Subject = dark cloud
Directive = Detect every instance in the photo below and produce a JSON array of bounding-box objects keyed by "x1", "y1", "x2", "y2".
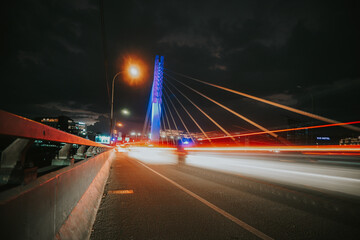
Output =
[{"x1": 2, "y1": 0, "x2": 359, "y2": 134}]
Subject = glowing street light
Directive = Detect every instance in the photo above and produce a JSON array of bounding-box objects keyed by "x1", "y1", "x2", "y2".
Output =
[
  {"x1": 117, "y1": 122, "x2": 123, "y2": 127},
  {"x1": 129, "y1": 66, "x2": 139, "y2": 78},
  {"x1": 110, "y1": 64, "x2": 141, "y2": 137},
  {"x1": 121, "y1": 108, "x2": 130, "y2": 116}
]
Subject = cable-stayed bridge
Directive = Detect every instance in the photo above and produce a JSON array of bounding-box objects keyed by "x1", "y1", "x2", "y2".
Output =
[
  {"x1": 142, "y1": 55, "x2": 360, "y2": 147},
  {"x1": 0, "y1": 56, "x2": 360, "y2": 240}
]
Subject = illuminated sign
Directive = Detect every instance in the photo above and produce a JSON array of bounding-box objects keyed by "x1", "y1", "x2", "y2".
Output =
[
  {"x1": 316, "y1": 137, "x2": 330, "y2": 140},
  {"x1": 95, "y1": 135, "x2": 110, "y2": 144}
]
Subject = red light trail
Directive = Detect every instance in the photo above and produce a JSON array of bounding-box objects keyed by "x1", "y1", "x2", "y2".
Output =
[{"x1": 207, "y1": 120, "x2": 360, "y2": 140}]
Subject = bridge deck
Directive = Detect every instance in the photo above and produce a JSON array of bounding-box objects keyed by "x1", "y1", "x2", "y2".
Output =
[{"x1": 90, "y1": 152, "x2": 359, "y2": 240}]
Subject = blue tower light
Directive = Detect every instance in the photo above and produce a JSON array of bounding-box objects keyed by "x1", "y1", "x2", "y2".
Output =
[{"x1": 150, "y1": 55, "x2": 164, "y2": 142}]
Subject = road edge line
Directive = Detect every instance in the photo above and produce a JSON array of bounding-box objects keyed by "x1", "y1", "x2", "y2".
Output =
[{"x1": 135, "y1": 160, "x2": 274, "y2": 240}]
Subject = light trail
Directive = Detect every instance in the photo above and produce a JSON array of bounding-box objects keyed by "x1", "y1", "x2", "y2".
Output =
[
  {"x1": 165, "y1": 78, "x2": 236, "y2": 141},
  {"x1": 207, "y1": 120, "x2": 360, "y2": 140},
  {"x1": 128, "y1": 146, "x2": 177, "y2": 164},
  {"x1": 184, "y1": 145, "x2": 360, "y2": 152},
  {"x1": 168, "y1": 71, "x2": 360, "y2": 132},
  {"x1": 128, "y1": 146, "x2": 360, "y2": 198},
  {"x1": 184, "y1": 152, "x2": 360, "y2": 197},
  {"x1": 165, "y1": 73, "x2": 278, "y2": 139},
  {"x1": 164, "y1": 83, "x2": 212, "y2": 143},
  {"x1": 163, "y1": 88, "x2": 195, "y2": 143}
]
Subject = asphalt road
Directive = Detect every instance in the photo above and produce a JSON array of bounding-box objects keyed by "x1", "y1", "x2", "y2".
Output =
[{"x1": 90, "y1": 152, "x2": 360, "y2": 240}]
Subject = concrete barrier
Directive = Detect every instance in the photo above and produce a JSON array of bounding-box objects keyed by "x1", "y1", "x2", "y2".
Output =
[{"x1": 0, "y1": 150, "x2": 114, "y2": 240}]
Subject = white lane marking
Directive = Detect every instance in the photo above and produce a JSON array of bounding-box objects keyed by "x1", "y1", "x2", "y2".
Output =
[{"x1": 135, "y1": 160, "x2": 274, "y2": 240}]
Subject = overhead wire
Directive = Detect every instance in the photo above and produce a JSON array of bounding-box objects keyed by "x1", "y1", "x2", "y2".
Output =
[
  {"x1": 164, "y1": 77, "x2": 236, "y2": 142},
  {"x1": 162, "y1": 98, "x2": 176, "y2": 145},
  {"x1": 163, "y1": 96, "x2": 181, "y2": 142},
  {"x1": 160, "y1": 113, "x2": 169, "y2": 144},
  {"x1": 165, "y1": 73, "x2": 278, "y2": 139},
  {"x1": 142, "y1": 86, "x2": 153, "y2": 138},
  {"x1": 167, "y1": 70, "x2": 360, "y2": 132},
  {"x1": 208, "y1": 120, "x2": 360, "y2": 140},
  {"x1": 164, "y1": 83, "x2": 212, "y2": 143},
  {"x1": 163, "y1": 88, "x2": 195, "y2": 143}
]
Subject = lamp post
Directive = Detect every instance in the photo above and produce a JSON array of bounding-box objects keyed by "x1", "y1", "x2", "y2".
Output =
[
  {"x1": 110, "y1": 71, "x2": 122, "y2": 138},
  {"x1": 110, "y1": 66, "x2": 140, "y2": 140}
]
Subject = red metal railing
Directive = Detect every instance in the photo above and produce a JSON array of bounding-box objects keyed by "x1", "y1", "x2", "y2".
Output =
[{"x1": 0, "y1": 110, "x2": 110, "y2": 147}]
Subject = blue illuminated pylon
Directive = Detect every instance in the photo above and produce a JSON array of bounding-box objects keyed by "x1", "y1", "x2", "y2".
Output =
[{"x1": 150, "y1": 55, "x2": 164, "y2": 142}]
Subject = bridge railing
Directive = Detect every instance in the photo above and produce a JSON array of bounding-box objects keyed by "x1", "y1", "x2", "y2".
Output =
[
  {"x1": 0, "y1": 110, "x2": 114, "y2": 239},
  {"x1": 0, "y1": 110, "x2": 111, "y2": 185}
]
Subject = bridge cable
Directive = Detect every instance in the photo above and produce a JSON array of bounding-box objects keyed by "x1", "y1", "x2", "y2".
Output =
[
  {"x1": 166, "y1": 70, "x2": 360, "y2": 132},
  {"x1": 162, "y1": 97, "x2": 175, "y2": 144},
  {"x1": 163, "y1": 96, "x2": 182, "y2": 143},
  {"x1": 161, "y1": 110, "x2": 170, "y2": 144},
  {"x1": 164, "y1": 78, "x2": 236, "y2": 142},
  {"x1": 162, "y1": 98, "x2": 176, "y2": 145},
  {"x1": 142, "y1": 86, "x2": 154, "y2": 139},
  {"x1": 165, "y1": 73, "x2": 278, "y2": 139},
  {"x1": 208, "y1": 120, "x2": 360, "y2": 140},
  {"x1": 163, "y1": 88, "x2": 195, "y2": 143},
  {"x1": 160, "y1": 115, "x2": 165, "y2": 144},
  {"x1": 145, "y1": 119, "x2": 151, "y2": 141},
  {"x1": 164, "y1": 83, "x2": 212, "y2": 143}
]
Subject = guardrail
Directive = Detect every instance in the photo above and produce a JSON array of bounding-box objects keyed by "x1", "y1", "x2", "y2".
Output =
[
  {"x1": 0, "y1": 109, "x2": 111, "y2": 185},
  {"x1": 0, "y1": 110, "x2": 114, "y2": 240}
]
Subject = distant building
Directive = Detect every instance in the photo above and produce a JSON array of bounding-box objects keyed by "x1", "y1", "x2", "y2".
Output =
[
  {"x1": 339, "y1": 136, "x2": 360, "y2": 145},
  {"x1": 74, "y1": 122, "x2": 87, "y2": 137},
  {"x1": 35, "y1": 116, "x2": 87, "y2": 138},
  {"x1": 160, "y1": 129, "x2": 184, "y2": 139}
]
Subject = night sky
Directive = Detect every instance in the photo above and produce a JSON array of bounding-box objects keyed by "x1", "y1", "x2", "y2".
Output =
[{"x1": 1, "y1": 0, "x2": 359, "y2": 135}]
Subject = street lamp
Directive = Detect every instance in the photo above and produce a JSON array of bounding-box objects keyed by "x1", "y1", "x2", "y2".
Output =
[
  {"x1": 129, "y1": 66, "x2": 139, "y2": 77},
  {"x1": 121, "y1": 108, "x2": 130, "y2": 116},
  {"x1": 110, "y1": 66, "x2": 140, "y2": 138}
]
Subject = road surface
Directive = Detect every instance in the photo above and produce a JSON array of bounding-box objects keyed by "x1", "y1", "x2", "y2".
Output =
[{"x1": 91, "y1": 151, "x2": 360, "y2": 240}]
